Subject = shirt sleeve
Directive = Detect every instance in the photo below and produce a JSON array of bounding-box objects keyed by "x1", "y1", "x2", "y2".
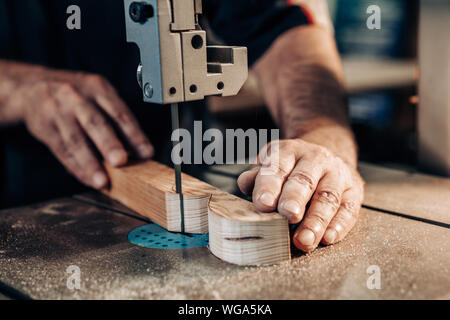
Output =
[{"x1": 205, "y1": 0, "x2": 312, "y2": 66}]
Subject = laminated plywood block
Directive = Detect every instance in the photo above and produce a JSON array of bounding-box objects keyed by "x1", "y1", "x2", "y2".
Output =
[{"x1": 103, "y1": 161, "x2": 290, "y2": 266}]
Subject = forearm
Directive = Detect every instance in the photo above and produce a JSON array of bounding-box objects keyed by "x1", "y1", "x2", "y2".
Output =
[
  {"x1": 241, "y1": 26, "x2": 363, "y2": 253},
  {"x1": 254, "y1": 26, "x2": 357, "y2": 168}
]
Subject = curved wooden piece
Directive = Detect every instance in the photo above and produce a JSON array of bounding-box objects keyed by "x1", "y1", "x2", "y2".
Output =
[{"x1": 103, "y1": 161, "x2": 290, "y2": 265}]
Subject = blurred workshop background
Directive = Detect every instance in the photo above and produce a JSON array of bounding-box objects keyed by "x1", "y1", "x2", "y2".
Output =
[{"x1": 207, "y1": 0, "x2": 419, "y2": 171}]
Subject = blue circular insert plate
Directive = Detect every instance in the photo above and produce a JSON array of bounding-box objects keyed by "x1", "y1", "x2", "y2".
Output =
[{"x1": 128, "y1": 223, "x2": 209, "y2": 249}]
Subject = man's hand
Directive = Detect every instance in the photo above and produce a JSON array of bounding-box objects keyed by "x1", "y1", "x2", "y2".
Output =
[
  {"x1": 3, "y1": 62, "x2": 153, "y2": 189},
  {"x1": 238, "y1": 139, "x2": 364, "y2": 252},
  {"x1": 244, "y1": 25, "x2": 366, "y2": 252}
]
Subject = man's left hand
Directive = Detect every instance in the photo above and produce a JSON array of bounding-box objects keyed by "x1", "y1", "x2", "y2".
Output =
[{"x1": 237, "y1": 139, "x2": 365, "y2": 253}]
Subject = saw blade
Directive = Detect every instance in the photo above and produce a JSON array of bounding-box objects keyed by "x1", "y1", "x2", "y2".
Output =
[{"x1": 171, "y1": 103, "x2": 186, "y2": 234}]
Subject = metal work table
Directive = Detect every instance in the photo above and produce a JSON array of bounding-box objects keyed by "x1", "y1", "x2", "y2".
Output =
[{"x1": 0, "y1": 164, "x2": 449, "y2": 300}]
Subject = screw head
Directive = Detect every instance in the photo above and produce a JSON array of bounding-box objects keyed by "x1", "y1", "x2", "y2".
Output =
[
  {"x1": 144, "y1": 83, "x2": 153, "y2": 98},
  {"x1": 129, "y1": 2, "x2": 154, "y2": 23}
]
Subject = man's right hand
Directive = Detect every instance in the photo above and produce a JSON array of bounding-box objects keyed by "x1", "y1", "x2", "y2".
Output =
[{"x1": 4, "y1": 63, "x2": 154, "y2": 189}]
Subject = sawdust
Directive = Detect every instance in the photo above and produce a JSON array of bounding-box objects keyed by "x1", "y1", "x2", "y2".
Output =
[{"x1": 1, "y1": 199, "x2": 449, "y2": 300}]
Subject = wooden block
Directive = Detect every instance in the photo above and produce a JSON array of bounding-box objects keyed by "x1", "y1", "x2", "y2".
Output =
[
  {"x1": 104, "y1": 161, "x2": 209, "y2": 234},
  {"x1": 103, "y1": 161, "x2": 290, "y2": 266}
]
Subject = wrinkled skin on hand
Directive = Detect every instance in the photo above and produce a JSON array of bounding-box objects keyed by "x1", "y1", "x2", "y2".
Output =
[
  {"x1": 238, "y1": 139, "x2": 365, "y2": 253},
  {"x1": 10, "y1": 68, "x2": 154, "y2": 189}
]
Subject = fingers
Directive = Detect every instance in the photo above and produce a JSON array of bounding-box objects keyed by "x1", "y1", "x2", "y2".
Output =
[
  {"x1": 322, "y1": 186, "x2": 362, "y2": 245},
  {"x1": 237, "y1": 166, "x2": 259, "y2": 196},
  {"x1": 24, "y1": 76, "x2": 154, "y2": 190},
  {"x1": 74, "y1": 97, "x2": 128, "y2": 167},
  {"x1": 251, "y1": 142, "x2": 300, "y2": 212},
  {"x1": 83, "y1": 75, "x2": 154, "y2": 159},
  {"x1": 35, "y1": 123, "x2": 83, "y2": 182},
  {"x1": 293, "y1": 169, "x2": 349, "y2": 252},
  {"x1": 239, "y1": 138, "x2": 363, "y2": 253},
  {"x1": 277, "y1": 158, "x2": 325, "y2": 224},
  {"x1": 24, "y1": 82, "x2": 106, "y2": 189},
  {"x1": 54, "y1": 113, "x2": 108, "y2": 189},
  {"x1": 44, "y1": 123, "x2": 105, "y2": 189}
]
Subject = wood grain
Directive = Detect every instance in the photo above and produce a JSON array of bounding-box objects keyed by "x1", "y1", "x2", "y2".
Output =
[{"x1": 103, "y1": 161, "x2": 290, "y2": 265}]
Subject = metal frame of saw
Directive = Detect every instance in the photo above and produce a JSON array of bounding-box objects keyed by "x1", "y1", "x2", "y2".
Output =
[{"x1": 124, "y1": 0, "x2": 248, "y2": 105}]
